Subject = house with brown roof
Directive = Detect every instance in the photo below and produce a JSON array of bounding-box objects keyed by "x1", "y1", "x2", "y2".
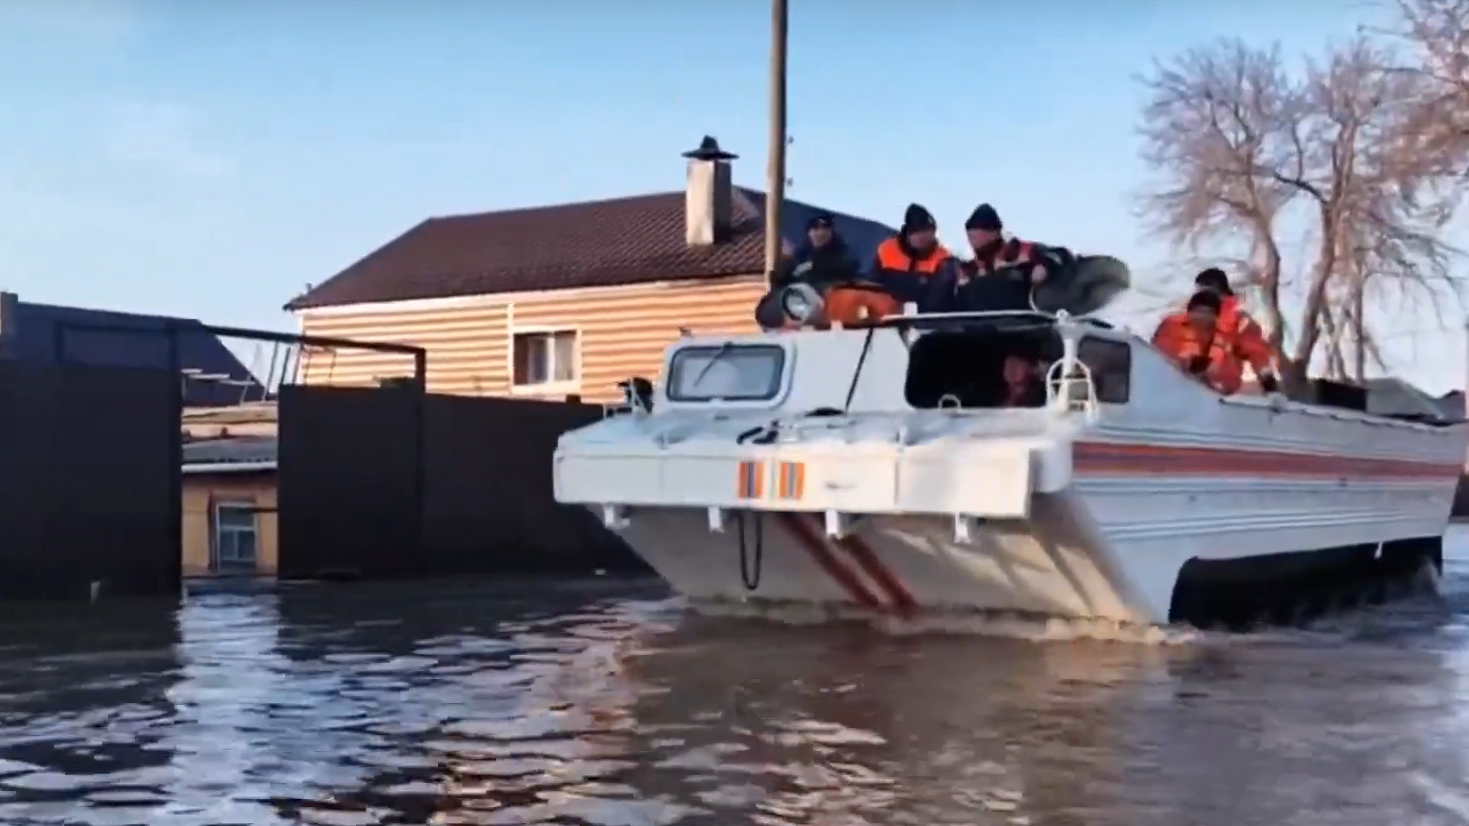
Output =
[{"x1": 285, "y1": 137, "x2": 896, "y2": 403}]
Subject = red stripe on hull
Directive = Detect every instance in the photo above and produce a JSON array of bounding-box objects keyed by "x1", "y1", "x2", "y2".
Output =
[
  {"x1": 1075, "y1": 441, "x2": 1461, "y2": 479},
  {"x1": 776, "y1": 513, "x2": 883, "y2": 610},
  {"x1": 836, "y1": 532, "x2": 918, "y2": 616}
]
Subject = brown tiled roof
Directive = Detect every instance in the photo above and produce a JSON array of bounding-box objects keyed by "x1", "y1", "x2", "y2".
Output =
[{"x1": 285, "y1": 187, "x2": 896, "y2": 310}]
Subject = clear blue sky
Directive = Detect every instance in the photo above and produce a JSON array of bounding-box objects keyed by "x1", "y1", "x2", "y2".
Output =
[{"x1": 1, "y1": 0, "x2": 1460, "y2": 390}]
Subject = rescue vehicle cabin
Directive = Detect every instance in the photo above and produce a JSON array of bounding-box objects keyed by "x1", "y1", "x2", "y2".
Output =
[
  {"x1": 285, "y1": 138, "x2": 896, "y2": 404},
  {"x1": 656, "y1": 314, "x2": 1134, "y2": 414}
]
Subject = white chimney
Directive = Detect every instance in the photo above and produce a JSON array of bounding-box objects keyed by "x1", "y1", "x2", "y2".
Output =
[{"x1": 681, "y1": 136, "x2": 737, "y2": 247}]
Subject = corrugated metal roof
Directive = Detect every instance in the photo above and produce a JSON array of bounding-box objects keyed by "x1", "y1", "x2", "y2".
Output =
[
  {"x1": 1365, "y1": 378, "x2": 1465, "y2": 421},
  {"x1": 286, "y1": 187, "x2": 898, "y2": 310},
  {"x1": 10, "y1": 300, "x2": 267, "y2": 407},
  {"x1": 182, "y1": 436, "x2": 277, "y2": 467}
]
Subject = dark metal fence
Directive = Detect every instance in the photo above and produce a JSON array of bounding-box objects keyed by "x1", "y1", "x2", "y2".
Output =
[
  {"x1": 4, "y1": 314, "x2": 641, "y2": 598},
  {"x1": 419, "y1": 394, "x2": 643, "y2": 576},
  {"x1": 277, "y1": 385, "x2": 643, "y2": 580},
  {"x1": 276, "y1": 382, "x2": 424, "y2": 579},
  {"x1": 0, "y1": 327, "x2": 181, "y2": 601}
]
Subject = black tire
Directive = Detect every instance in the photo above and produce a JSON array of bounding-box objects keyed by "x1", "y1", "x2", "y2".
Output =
[{"x1": 1031, "y1": 255, "x2": 1132, "y2": 315}]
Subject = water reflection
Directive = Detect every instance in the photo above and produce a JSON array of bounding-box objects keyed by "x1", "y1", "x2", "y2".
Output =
[
  {"x1": 0, "y1": 601, "x2": 181, "y2": 824},
  {"x1": 624, "y1": 619, "x2": 1167, "y2": 824},
  {"x1": 625, "y1": 613, "x2": 1469, "y2": 825},
  {"x1": 0, "y1": 564, "x2": 1464, "y2": 824}
]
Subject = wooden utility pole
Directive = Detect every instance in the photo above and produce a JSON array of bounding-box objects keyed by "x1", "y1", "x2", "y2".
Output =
[{"x1": 763, "y1": 0, "x2": 789, "y2": 282}]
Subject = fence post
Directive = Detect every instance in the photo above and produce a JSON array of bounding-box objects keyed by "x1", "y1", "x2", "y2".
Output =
[
  {"x1": 165, "y1": 322, "x2": 183, "y2": 594},
  {"x1": 0, "y1": 291, "x2": 17, "y2": 360}
]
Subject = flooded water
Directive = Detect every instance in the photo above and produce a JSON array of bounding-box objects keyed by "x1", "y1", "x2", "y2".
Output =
[{"x1": 5, "y1": 538, "x2": 1469, "y2": 825}]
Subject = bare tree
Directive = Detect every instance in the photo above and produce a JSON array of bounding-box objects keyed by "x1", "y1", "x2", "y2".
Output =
[
  {"x1": 1390, "y1": 0, "x2": 1469, "y2": 154},
  {"x1": 1136, "y1": 35, "x2": 1464, "y2": 389}
]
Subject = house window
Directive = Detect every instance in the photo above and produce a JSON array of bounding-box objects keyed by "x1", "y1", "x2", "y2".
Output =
[
  {"x1": 212, "y1": 502, "x2": 258, "y2": 573},
  {"x1": 512, "y1": 330, "x2": 579, "y2": 388}
]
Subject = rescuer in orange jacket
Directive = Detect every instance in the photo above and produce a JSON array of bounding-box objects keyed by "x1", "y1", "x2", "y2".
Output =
[
  {"x1": 871, "y1": 204, "x2": 960, "y2": 312},
  {"x1": 1152, "y1": 290, "x2": 1245, "y2": 395},
  {"x1": 1191, "y1": 268, "x2": 1280, "y2": 393}
]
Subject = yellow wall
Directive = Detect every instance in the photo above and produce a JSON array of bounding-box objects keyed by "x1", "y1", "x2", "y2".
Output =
[
  {"x1": 296, "y1": 275, "x2": 768, "y2": 403},
  {"x1": 182, "y1": 473, "x2": 279, "y2": 577}
]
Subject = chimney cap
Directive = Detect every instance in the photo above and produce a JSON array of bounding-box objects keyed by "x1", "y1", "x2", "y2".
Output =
[{"x1": 682, "y1": 135, "x2": 738, "y2": 162}]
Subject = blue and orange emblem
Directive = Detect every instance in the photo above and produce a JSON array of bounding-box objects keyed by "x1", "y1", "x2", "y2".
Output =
[
  {"x1": 736, "y1": 460, "x2": 764, "y2": 499},
  {"x1": 775, "y1": 461, "x2": 805, "y2": 500}
]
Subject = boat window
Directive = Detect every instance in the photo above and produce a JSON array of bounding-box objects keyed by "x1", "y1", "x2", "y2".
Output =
[
  {"x1": 904, "y1": 328, "x2": 1061, "y2": 409},
  {"x1": 1078, "y1": 336, "x2": 1131, "y2": 403},
  {"x1": 666, "y1": 344, "x2": 786, "y2": 402}
]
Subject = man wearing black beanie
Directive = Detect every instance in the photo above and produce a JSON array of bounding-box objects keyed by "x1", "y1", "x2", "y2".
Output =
[
  {"x1": 948, "y1": 203, "x2": 1067, "y2": 312},
  {"x1": 771, "y1": 213, "x2": 858, "y2": 288},
  {"x1": 963, "y1": 203, "x2": 1045, "y2": 281},
  {"x1": 870, "y1": 203, "x2": 961, "y2": 311}
]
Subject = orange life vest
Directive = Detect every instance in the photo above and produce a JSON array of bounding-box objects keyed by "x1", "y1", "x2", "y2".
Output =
[
  {"x1": 874, "y1": 237, "x2": 952, "y2": 275},
  {"x1": 823, "y1": 288, "x2": 902, "y2": 326},
  {"x1": 1151, "y1": 312, "x2": 1244, "y2": 395},
  {"x1": 1206, "y1": 296, "x2": 1275, "y2": 376}
]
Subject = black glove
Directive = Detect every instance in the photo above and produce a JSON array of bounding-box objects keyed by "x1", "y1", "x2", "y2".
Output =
[
  {"x1": 1042, "y1": 246, "x2": 1075, "y2": 270},
  {"x1": 1186, "y1": 355, "x2": 1210, "y2": 374},
  {"x1": 1259, "y1": 374, "x2": 1279, "y2": 393},
  {"x1": 988, "y1": 263, "x2": 1029, "y2": 284}
]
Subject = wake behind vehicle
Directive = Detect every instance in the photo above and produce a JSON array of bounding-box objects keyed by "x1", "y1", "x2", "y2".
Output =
[{"x1": 553, "y1": 280, "x2": 1467, "y2": 630}]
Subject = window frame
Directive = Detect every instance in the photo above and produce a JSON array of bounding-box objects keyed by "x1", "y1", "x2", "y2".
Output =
[
  {"x1": 901, "y1": 328, "x2": 1061, "y2": 410},
  {"x1": 509, "y1": 326, "x2": 582, "y2": 394},
  {"x1": 665, "y1": 343, "x2": 789, "y2": 403},
  {"x1": 1076, "y1": 335, "x2": 1132, "y2": 404},
  {"x1": 211, "y1": 501, "x2": 259, "y2": 574}
]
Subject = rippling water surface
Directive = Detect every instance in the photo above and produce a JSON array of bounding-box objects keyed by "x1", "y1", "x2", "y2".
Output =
[{"x1": 5, "y1": 534, "x2": 1469, "y2": 825}]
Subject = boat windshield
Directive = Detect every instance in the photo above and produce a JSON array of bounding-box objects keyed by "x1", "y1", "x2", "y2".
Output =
[{"x1": 666, "y1": 344, "x2": 786, "y2": 402}]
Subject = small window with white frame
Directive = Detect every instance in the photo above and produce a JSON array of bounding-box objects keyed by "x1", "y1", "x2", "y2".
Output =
[
  {"x1": 1077, "y1": 336, "x2": 1131, "y2": 403},
  {"x1": 512, "y1": 329, "x2": 579, "y2": 390},
  {"x1": 667, "y1": 343, "x2": 786, "y2": 402},
  {"x1": 212, "y1": 502, "x2": 258, "y2": 573}
]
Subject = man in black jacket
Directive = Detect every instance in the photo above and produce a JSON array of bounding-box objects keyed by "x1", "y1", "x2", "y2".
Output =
[
  {"x1": 755, "y1": 214, "x2": 863, "y2": 329},
  {"x1": 772, "y1": 213, "x2": 860, "y2": 288},
  {"x1": 954, "y1": 203, "x2": 1069, "y2": 313}
]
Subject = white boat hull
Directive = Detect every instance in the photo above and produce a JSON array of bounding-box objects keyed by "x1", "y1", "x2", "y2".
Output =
[
  {"x1": 553, "y1": 317, "x2": 1469, "y2": 630},
  {"x1": 606, "y1": 497, "x2": 1138, "y2": 621},
  {"x1": 591, "y1": 465, "x2": 1455, "y2": 628}
]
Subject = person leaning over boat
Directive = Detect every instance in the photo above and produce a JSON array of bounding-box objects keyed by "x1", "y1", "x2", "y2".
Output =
[
  {"x1": 1151, "y1": 290, "x2": 1245, "y2": 395},
  {"x1": 952, "y1": 203, "x2": 1070, "y2": 312},
  {"x1": 870, "y1": 203, "x2": 961, "y2": 312},
  {"x1": 1191, "y1": 267, "x2": 1280, "y2": 394}
]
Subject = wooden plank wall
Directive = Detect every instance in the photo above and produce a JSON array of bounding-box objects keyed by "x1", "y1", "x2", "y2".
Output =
[{"x1": 297, "y1": 275, "x2": 766, "y2": 403}]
